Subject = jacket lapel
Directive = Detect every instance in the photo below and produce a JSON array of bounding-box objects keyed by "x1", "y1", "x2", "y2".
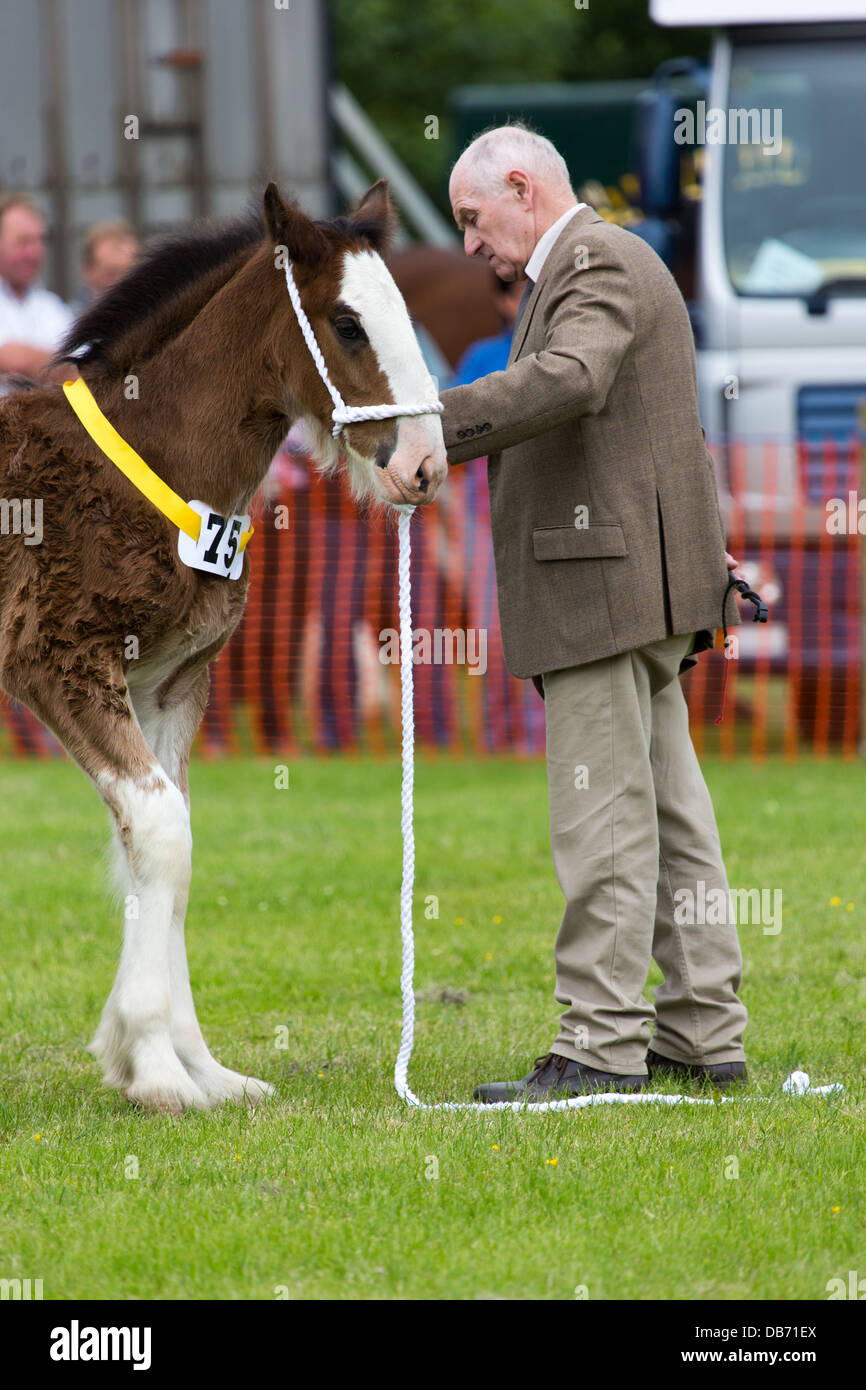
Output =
[{"x1": 507, "y1": 205, "x2": 605, "y2": 366}]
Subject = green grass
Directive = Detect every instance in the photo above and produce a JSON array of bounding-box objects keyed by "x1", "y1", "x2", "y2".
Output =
[{"x1": 0, "y1": 754, "x2": 864, "y2": 1301}]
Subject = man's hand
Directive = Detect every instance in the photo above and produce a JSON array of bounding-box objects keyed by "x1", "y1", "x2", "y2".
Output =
[
  {"x1": 725, "y1": 551, "x2": 745, "y2": 579},
  {"x1": 0, "y1": 341, "x2": 53, "y2": 377},
  {"x1": 0, "y1": 342, "x2": 76, "y2": 386}
]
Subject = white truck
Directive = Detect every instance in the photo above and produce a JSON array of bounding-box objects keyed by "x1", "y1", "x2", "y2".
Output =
[{"x1": 646, "y1": 0, "x2": 866, "y2": 738}]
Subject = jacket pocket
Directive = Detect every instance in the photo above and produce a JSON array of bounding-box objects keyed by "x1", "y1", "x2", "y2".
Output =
[{"x1": 532, "y1": 523, "x2": 627, "y2": 561}]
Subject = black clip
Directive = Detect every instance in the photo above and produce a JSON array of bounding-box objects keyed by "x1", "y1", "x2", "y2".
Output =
[{"x1": 721, "y1": 573, "x2": 768, "y2": 648}]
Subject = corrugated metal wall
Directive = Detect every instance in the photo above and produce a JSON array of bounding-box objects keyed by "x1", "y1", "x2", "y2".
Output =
[{"x1": 0, "y1": 0, "x2": 333, "y2": 297}]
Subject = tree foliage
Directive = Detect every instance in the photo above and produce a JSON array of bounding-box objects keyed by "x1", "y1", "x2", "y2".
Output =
[{"x1": 330, "y1": 0, "x2": 710, "y2": 212}]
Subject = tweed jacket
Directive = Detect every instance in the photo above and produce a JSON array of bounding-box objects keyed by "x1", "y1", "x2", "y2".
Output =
[{"x1": 438, "y1": 205, "x2": 738, "y2": 682}]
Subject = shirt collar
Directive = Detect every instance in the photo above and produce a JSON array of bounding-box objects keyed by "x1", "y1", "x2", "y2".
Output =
[
  {"x1": 524, "y1": 203, "x2": 585, "y2": 283},
  {"x1": 0, "y1": 276, "x2": 37, "y2": 306}
]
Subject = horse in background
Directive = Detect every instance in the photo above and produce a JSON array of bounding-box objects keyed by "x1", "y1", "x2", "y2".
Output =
[{"x1": 387, "y1": 243, "x2": 503, "y2": 370}]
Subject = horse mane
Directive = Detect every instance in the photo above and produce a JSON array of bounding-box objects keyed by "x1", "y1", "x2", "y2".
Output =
[
  {"x1": 56, "y1": 211, "x2": 267, "y2": 369},
  {"x1": 54, "y1": 202, "x2": 393, "y2": 375}
]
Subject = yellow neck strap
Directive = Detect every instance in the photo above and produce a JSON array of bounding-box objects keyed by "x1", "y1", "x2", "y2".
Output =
[{"x1": 62, "y1": 377, "x2": 253, "y2": 551}]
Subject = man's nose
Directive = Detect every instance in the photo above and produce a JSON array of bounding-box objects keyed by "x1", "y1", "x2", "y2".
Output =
[{"x1": 464, "y1": 228, "x2": 483, "y2": 257}]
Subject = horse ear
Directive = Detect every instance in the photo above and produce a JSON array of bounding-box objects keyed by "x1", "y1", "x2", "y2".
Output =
[
  {"x1": 263, "y1": 181, "x2": 326, "y2": 266},
  {"x1": 351, "y1": 179, "x2": 395, "y2": 254}
]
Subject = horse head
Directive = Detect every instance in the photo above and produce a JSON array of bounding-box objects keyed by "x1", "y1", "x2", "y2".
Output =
[{"x1": 262, "y1": 180, "x2": 448, "y2": 508}]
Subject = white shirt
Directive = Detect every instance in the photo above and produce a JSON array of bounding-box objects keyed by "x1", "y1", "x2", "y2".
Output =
[
  {"x1": 0, "y1": 277, "x2": 74, "y2": 353},
  {"x1": 525, "y1": 203, "x2": 586, "y2": 283}
]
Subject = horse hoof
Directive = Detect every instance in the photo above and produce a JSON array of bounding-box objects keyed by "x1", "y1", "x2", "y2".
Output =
[
  {"x1": 188, "y1": 1065, "x2": 275, "y2": 1106},
  {"x1": 125, "y1": 1079, "x2": 208, "y2": 1114},
  {"x1": 240, "y1": 1076, "x2": 275, "y2": 1105}
]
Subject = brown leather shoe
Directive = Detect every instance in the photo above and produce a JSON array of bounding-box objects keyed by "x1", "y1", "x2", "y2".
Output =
[
  {"x1": 646, "y1": 1048, "x2": 748, "y2": 1088},
  {"x1": 473, "y1": 1051, "x2": 647, "y2": 1103}
]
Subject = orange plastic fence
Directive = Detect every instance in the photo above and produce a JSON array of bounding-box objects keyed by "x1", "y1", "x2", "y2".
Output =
[{"x1": 1, "y1": 441, "x2": 861, "y2": 761}]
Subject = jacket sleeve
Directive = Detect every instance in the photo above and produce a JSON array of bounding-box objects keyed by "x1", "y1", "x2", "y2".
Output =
[{"x1": 439, "y1": 231, "x2": 636, "y2": 466}]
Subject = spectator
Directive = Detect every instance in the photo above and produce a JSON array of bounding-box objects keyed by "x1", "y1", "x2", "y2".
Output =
[
  {"x1": 452, "y1": 270, "x2": 525, "y2": 386},
  {"x1": 70, "y1": 219, "x2": 139, "y2": 315},
  {"x1": 0, "y1": 194, "x2": 74, "y2": 393},
  {"x1": 447, "y1": 268, "x2": 545, "y2": 755},
  {"x1": 413, "y1": 318, "x2": 452, "y2": 392}
]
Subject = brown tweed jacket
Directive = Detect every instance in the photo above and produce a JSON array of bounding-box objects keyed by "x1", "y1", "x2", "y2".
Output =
[{"x1": 439, "y1": 205, "x2": 738, "y2": 682}]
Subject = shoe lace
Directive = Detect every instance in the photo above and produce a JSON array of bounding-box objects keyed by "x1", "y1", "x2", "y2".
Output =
[{"x1": 530, "y1": 1052, "x2": 568, "y2": 1081}]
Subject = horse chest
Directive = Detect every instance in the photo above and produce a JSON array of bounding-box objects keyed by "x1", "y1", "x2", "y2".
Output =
[{"x1": 127, "y1": 571, "x2": 248, "y2": 697}]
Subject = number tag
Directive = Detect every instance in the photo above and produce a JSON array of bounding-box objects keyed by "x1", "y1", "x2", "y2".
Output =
[{"x1": 177, "y1": 499, "x2": 250, "y2": 580}]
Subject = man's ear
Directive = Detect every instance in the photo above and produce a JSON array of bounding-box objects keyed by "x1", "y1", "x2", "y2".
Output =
[
  {"x1": 350, "y1": 179, "x2": 396, "y2": 255},
  {"x1": 263, "y1": 181, "x2": 327, "y2": 266}
]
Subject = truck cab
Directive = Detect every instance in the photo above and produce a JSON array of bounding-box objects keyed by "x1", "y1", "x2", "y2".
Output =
[{"x1": 647, "y1": 0, "x2": 866, "y2": 740}]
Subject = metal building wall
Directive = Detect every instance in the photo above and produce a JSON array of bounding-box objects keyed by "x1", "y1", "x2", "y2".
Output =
[{"x1": 0, "y1": 0, "x2": 333, "y2": 299}]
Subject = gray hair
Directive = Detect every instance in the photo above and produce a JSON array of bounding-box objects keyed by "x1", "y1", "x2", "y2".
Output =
[{"x1": 452, "y1": 123, "x2": 573, "y2": 199}]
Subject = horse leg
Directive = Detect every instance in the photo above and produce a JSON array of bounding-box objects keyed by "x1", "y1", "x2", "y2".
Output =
[
  {"x1": 130, "y1": 670, "x2": 274, "y2": 1106},
  {"x1": 6, "y1": 655, "x2": 208, "y2": 1113}
]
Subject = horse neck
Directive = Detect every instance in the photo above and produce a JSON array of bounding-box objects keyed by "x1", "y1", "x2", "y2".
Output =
[{"x1": 101, "y1": 249, "x2": 306, "y2": 517}]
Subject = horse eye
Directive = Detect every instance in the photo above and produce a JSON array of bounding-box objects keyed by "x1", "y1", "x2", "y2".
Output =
[{"x1": 334, "y1": 316, "x2": 364, "y2": 341}]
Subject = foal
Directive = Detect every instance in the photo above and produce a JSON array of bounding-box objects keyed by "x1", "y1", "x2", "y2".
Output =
[{"x1": 0, "y1": 181, "x2": 446, "y2": 1112}]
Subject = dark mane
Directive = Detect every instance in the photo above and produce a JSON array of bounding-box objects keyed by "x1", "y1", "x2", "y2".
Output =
[
  {"x1": 55, "y1": 200, "x2": 391, "y2": 372},
  {"x1": 57, "y1": 211, "x2": 265, "y2": 367}
]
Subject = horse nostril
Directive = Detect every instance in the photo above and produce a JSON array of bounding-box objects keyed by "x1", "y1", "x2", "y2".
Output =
[
  {"x1": 415, "y1": 453, "x2": 435, "y2": 486},
  {"x1": 375, "y1": 440, "x2": 394, "y2": 470}
]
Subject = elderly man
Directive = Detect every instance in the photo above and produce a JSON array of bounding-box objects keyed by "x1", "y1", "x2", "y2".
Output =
[
  {"x1": 0, "y1": 194, "x2": 74, "y2": 393},
  {"x1": 439, "y1": 124, "x2": 748, "y2": 1102}
]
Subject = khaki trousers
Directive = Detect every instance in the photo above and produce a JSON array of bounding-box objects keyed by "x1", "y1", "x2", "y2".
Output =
[{"x1": 542, "y1": 633, "x2": 747, "y2": 1075}]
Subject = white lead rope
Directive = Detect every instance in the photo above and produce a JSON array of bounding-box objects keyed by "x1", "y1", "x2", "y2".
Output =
[
  {"x1": 393, "y1": 508, "x2": 843, "y2": 1112},
  {"x1": 283, "y1": 260, "x2": 443, "y2": 438}
]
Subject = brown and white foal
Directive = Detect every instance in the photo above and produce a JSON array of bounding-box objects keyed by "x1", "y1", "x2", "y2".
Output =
[{"x1": 0, "y1": 181, "x2": 446, "y2": 1112}]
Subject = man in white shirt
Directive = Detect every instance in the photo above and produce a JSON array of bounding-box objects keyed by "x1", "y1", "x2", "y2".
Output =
[{"x1": 0, "y1": 194, "x2": 74, "y2": 393}]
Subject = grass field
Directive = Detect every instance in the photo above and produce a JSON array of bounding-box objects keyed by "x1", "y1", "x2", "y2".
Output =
[{"x1": 0, "y1": 753, "x2": 864, "y2": 1301}]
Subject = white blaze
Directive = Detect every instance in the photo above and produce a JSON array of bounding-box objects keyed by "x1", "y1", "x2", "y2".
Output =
[{"x1": 338, "y1": 249, "x2": 445, "y2": 462}]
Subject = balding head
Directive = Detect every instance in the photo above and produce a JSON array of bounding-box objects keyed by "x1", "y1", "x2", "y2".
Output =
[
  {"x1": 449, "y1": 123, "x2": 576, "y2": 280},
  {"x1": 451, "y1": 125, "x2": 573, "y2": 202}
]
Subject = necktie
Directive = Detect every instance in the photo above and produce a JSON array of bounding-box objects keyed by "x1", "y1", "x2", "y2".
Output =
[{"x1": 514, "y1": 276, "x2": 534, "y2": 330}]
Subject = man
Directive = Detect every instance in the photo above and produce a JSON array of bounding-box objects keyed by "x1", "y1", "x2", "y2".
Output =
[
  {"x1": 0, "y1": 194, "x2": 74, "y2": 393},
  {"x1": 439, "y1": 123, "x2": 747, "y2": 1102},
  {"x1": 71, "y1": 219, "x2": 139, "y2": 314}
]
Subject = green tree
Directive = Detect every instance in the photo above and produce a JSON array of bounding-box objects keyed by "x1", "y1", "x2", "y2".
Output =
[{"x1": 330, "y1": 0, "x2": 709, "y2": 214}]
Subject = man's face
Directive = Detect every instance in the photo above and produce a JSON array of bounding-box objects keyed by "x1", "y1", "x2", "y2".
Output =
[
  {"x1": 84, "y1": 235, "x2": 139, "y2": 293},
  {"x1": 0, "y1": 206, "x2": 46, "y2": 293},
  {"x1": 449, "y1": 169, "x2": 535, "y2": 282}
]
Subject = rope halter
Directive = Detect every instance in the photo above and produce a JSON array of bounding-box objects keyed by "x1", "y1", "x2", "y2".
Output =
[{"x1": 282, "y1": 258, "x2": 444, "y2": 440}]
